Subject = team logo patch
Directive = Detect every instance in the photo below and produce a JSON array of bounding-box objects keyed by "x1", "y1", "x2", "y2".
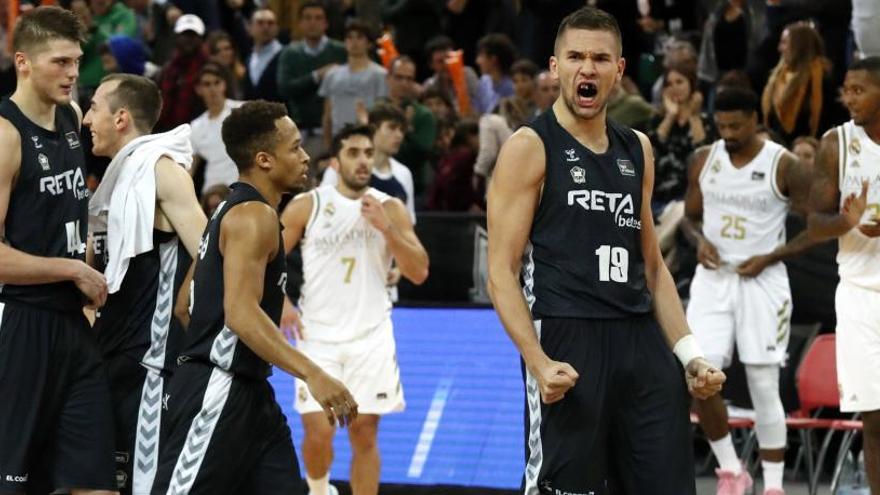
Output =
[
  {"x1": 711, "y1": 160, "x2": 722, "y2": 174},
  {"x1": 324, "y1": 202, "x2": 336, "y2": 216},
  {"x1": 298, "y1": 385, "x2": 308, "y2": 403},
  {"x1": 114, "y1": 451, "x2": 130, "y2": 464},
  {"x1": 38, "y1": 153, "x2": 50, "y2": 171},
  {"x1": 616, "y1": 159, "x2": 635, "y2": 177},
  {"x1": 569, "y1": 165, "x2": 586, "y2": 184},
  {"x1": 31, "y1": 135, "x2": 42, "y2": 149},
  {"x1": 850, "y1": 138, "x2": 861, "y2": 155},
  {"x1": 376, "y1": 392, "x2": 388, "y2": 400},
  {"x1": 564, "y1": 148, "x2": 579, "y2": 162},
  {"x1": 751, "y1": 171, "x2": 765, "y2": 181},
  {"x1": 65, "y1": 131, "x2": 81, "y2": 149}
]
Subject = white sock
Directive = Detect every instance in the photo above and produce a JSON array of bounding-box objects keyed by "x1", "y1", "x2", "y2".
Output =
[
  {"x1": 710, "y1": 434, "x2": 742, "y2": 474},
  {"x1": 306, "y1": 473, "x2": 329, "y2": 495},
  {"x1": 762, "y1": 460, "x2": 784, "y2": 490}
]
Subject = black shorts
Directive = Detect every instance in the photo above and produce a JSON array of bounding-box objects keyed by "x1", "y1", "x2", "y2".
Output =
[
  {"x1": 106, "y1": 354, "x2": 167, "y2": 495},
  {"x1": 523, "y1": 316, "x2": 695, "y2": 495},
  {"x1": 150, "y1": 362, "x2": 303, "y2": 495},
  {"x1": 0, "y1": 302, "x2": 116, "y2": 494}
]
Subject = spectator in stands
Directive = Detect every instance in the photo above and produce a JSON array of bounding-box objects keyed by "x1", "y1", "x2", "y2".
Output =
[
  {"x1": 697, "y1": 0, "x2": 759, "y2": 92},
  {"x1": 200, "y1": 184, "x2": 231, "y2": 216},
  {"x1": 761, "y1": 21, "x2": 829, "y2": 146},
  {"x1": 428, "y1": 119, "x2": 479, "y2": 211},
  {"x1": 648, "y1": 63, "x2": 715, "y2": 213},
  {"x1": 421, "y1": 88, "x2": 457, "y2": 123},
  {"x1": 443, "y1": 0, "x2": 516, "y2": 67},
  {"x1": 383, "y1": 56, "x2": 437, "y2": 197},
  {"x1": 322, "y1": 104, "x2": 416, "y2": 222},
  {"x1": 243, "y1": 7, "x2": 283, "y2": 102},
  {"x1": 206, "y1": 30, "x2": 246, "y2": 100},
  {"x1": 472, "y1": 112, "x2": 512, "y2": 201},
  {"x1": 319, "y1": 18, "x2": 387, "y2": 147},
  {"x1": 651, "y1": 38, "x2": 699, "y2": 107},
  {"x1": 170, "y1": 0, "x2": 220, "y2": 32},
  {"x1": 607, "y1": 78, "x2": 657, "y2": 130},
  {"x1": 379, "y1": 0, "x2": 444, "y2": 80},
  {"x1": 156, "y1": 14, "x2": 208, "y2": 131},
  {"x1": 498, "y1": 59, "x2": 538, "y2": 129},
  {"x1": 190, "y1": 63, "x2": 244, "y2": 195},
  {"x1": 534, "y1": 70, "x2": 560, "y2": 113},
  {"x1": 99, "y1": 35, "x2": 160, "y2": 78},
  {"x1": 791, "y1": 135, "x2": 819, "y2": 169},
  {"x1": 277, "y1": 1, "x2": 346, "y2": 161},
  {"x1": 74, "y1": 0, "x2": 138, "y2": 93},
  {"x1": 474, "y1": 33, "x2": 516, "y2": 114},
  {"x1": 422, "y1": 35, "x2": 480, "y2": 117},
  {"x1": 853, "y1": 0, "x2": 880, "y2": 57}
]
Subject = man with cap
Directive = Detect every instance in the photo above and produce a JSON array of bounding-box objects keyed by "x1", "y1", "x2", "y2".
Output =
[{"x1": 155, "y1": 14, "x2": 207, "y2": 131}]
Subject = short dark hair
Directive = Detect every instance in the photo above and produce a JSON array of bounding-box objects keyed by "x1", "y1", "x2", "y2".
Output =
[
  {"x1": 368, "y1": 103, "x2": 406, "y2": 129},
  {"x1": 197, "y1": 62, "x2": 229, "y2": 83},
  {"x1": 390, "y1": 55, "x2": 416, "y2": 74},
  {"x1": 451, "y1": 119, "x2": 478, "y2": 148},
  {"x1": 420, "y1": 87, "x2": 454, "y2": 111},
  {"x1": 332, "y1": 124, "x2": 373, "y2": 158},
  {"x1": 511, "y1": 59, "x2": 539, "y2": 79},
  {"x1": 13, "y1": 6, "x2": 86, "y2": 54},
  {"x1": 714, "y1": 87, "x2": 759, "y2": 114},
  {"x1": 298, "y1": 0, "x2": 327, "y2": 18},
  {"x1": 222, "y1": 100, "x2": 289, "y2": 171},
  {"x1": 849, "y1": 56, "x2": 880, "y2": 85},
  {"x1": 424, "y1": 35, "x2": 454, "y2": 57},
  {"x1": 100, "y1": 74, "x2": 163, "y2": 133},
  {"x1": 343, "y1": 18, "x2": 373, "y2": 41},
  {"x1": 554, "y1": 6, "x2": 622, "y2": 56},
  {"x1": 477, "y1": 33, "x2": 517, "y2": 75}
]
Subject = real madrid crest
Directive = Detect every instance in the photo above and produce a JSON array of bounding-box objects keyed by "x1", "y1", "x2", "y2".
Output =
[{"x1": 850, "y1": 138, "x2": 861, "y2": 155}]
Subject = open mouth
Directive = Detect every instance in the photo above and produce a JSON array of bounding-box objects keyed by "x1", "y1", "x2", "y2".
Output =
[{"x1": 575, "y1": 82, "x2": 598, "y2": 107}]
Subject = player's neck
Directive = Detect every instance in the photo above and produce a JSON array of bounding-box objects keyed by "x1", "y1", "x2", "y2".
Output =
[
  {"x1": 553, "y1": 99, "x2": 608, "y2": 153},
  {"x1": 10, "y1": 84, "x2": 58, "y2": 130},
  {"x1": 729, "y1": 137, "x2": 764, "y2": 167},
  {"x1": 860, "y1": 118, "x2": 880, "y2": 144},
  {"x1": 336, "y1": 182, "x2": 367, "y2": 200},
  {"x1": 206, "y1": 99, "x2": 226, "y2": 118},
  {"x1": 238, "y1": 174, "x2": 282, "y2": 209},
  {"x1": 108, "y1": 129, "x2": 144, "y2": 158},
  {"x1": 373, "y1": 152, "x2": 391, "y2": 173}
]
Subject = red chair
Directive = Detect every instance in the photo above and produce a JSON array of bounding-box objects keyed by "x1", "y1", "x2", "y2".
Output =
[{"x1": 786, "y1": 334, "x2": 863, "y2": 495}]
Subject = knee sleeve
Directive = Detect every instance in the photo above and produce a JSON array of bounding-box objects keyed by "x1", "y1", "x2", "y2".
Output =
[{"x1": 745, "y1": 364, "x2": 787, "y2": 449}]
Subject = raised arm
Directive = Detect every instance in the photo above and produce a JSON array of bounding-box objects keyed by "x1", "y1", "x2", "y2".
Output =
[
  {"x1": 487, "y1": 127, "x2": 578, "y2": 404},
  {"x1": 0, "y1": 117, "x2": 107, "y2": 306},
  {"x1": 635, "y1": 130, "x2": 724, "y2": 399},
  {"x1": 362, "y1": 196, "x2": 429, "y2": 284},
  {"x1": 155, "y1": 156, "x2": 208, "y2": 259},
  {"x1": 221, "y1": 202, "x2": 356, "y2": 426}
]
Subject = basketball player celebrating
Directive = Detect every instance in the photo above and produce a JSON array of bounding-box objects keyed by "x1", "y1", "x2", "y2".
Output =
[
  {"x1": 83, "y1": 74, "x2": 207, "y2": 495},
  {"x1": 0, "y1": 7, "x2": 117, "y2": 494},
  {"x1": 487, "y1": 7, "x2": 725, "y2": 494},
  {"x1": 281, "y1": 124, "x2": 428, "y2": 495},
  {"x1": 683, "y1": 88, "x2": 815, "y2": 495},
  {"x1": 150, "y1": 101, "x2": 357, "y2": 495},
  {"x1": 806, "y1": 56, "x2": 880, "y2": 494}
]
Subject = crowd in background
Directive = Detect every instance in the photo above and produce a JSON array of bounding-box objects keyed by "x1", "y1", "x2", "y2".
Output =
[{"x1": 2, "y1": 0, "x2": 879, "y2": 322}]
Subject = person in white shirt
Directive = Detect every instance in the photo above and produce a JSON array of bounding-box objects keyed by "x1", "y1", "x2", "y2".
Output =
[
  {"x1": 281, "y1": 124, "x2": 428, "y2": 495},
  {"x1": 190, "y1": 62, "x2": 243, "y2": 195}
]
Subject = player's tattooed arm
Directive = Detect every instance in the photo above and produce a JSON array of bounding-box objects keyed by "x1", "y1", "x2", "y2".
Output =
[{"x1": 806, "y1": 130, "x2": 868, "y2": 241}]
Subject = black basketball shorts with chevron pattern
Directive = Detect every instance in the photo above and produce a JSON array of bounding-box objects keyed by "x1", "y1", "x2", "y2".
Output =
[
  {"x1": 521, "y1": 316, "x2": 695, "y2": 495},
  {"x1": 0, "y1": 302, "x2": 116, "y2": 494},
  {"x1": 150, "y1": 362, "x2": 303, "y2": 495}
]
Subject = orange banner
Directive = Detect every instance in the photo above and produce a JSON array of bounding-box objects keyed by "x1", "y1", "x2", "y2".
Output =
[
  {"x1": 377, "y1": 32, "x2": 399, "y2": 70},
  {"x1": 445, "y1": 50, "x2": 471, "y2": 116}
]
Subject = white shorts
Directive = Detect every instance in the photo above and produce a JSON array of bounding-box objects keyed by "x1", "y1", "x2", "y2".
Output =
[
  {"x1": 687, "y1": 263, "x2": 792, "y2": 368},
  {"x1": 836, "y1": 281, "x2": 880, "y2": 413},
  {"x1": 294, "y1": 317, "x2": 405, "y2": 416}
]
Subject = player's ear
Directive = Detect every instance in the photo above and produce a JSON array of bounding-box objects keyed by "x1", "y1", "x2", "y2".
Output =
[{"x1": 254, "y1": 150, "x2": 273, "y2": 170}]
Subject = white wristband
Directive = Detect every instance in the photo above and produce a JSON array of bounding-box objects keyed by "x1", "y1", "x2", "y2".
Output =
[{"x1": 673, "y1": 334, "x2": 704, "y2": 368}]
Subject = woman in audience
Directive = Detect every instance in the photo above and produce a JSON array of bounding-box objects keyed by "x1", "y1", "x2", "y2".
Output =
[
  {"x1": 206, "y1": 30, "x2": 246, "y2": 99},
  {"x1": 791, "y1": 135, "x2": 820, "y2": 169},
  {"x1": 761, "y1": 22, "x2": 829, "y2": 146}
]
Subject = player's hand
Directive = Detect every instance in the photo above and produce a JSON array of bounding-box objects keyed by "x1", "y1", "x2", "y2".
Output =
[
  {"x1": 386, "y1": 266, "x2": 401, "y2": 286},
  {"x1": 735, "y1": 254, "x2": 773, "y2": 278},
  {"x1": 685, "y1": 357, "x2": 726, "y2": 400},
  {"x1": 306, "y1": 370, "x2": 358, "y2": 427},
  {"x1": 71, "y1": 260, "x2": 108, "y2": 309},
  {"x1": 857, "y1": 215, "x2": 880, "y2": 238},
  {"x1": 697, "y1": 237, "x2": 721, "y2": 269},
  {"x1": 531, "y1": 358, "x2": 579, "y2": 404},
  {"x1": 841, "y1": 180, "x2": 869, "y2": 230},
  {"x1": 281, "y1": 297, "x2": 304, "y2": 340},
  {"x1": 361, "y1": 195, "x2": 392, "y2": 233}
]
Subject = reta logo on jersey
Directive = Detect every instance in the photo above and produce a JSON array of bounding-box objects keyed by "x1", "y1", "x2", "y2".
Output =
[
  {"x1": 39, "y1": 168, "x2": 88, "y2": 199},
  {"x1": 567, "y1": 189, "x2": 642, "y2": 230}
]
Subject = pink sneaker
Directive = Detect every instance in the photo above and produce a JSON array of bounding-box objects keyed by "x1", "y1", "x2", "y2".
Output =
[
  {"x1": 763, "y1": 490, "x2": 785, "y2": 495},
  {"x1": 715, "y1": 467, "x2": 753, "y2": 495}
]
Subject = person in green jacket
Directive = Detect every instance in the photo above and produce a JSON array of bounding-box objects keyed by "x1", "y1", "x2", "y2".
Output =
[{"x1": 74, "y1": 0, "x2": 138, "y2": 92}]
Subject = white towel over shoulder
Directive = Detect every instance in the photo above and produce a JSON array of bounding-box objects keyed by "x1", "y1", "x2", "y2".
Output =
[{"x1": 89, "y1": 124, "x2": 193, "y2": 293}]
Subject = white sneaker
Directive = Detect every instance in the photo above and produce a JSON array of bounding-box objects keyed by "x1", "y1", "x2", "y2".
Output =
[{"x1": 309, "y1": 485, "x2": 338, "y2": 495}]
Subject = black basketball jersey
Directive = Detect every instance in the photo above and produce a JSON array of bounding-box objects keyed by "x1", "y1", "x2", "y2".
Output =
[
  {"x1": 0, "y1": 98, "x2": 89, "y2": 312},
  {"x1": 179, "y1": 182, "x2": 286, "y2": 379},
  {"x1": 91, "y1": 229, "x2": 190, "y2": 372},
  {"x1": 524, "y1": 110, "x2": 652, "y2": 319}
]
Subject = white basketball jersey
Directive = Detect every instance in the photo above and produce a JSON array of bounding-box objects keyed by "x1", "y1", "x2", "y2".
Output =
[
  {"x1": 299, "y1": 186, "x2": 393, "y2": 342},
  {"x1": 699, "y1": 139, "x2": 789, "y2": 266},
  {"x1": 837, "y1": 121, "x2": 880, "y2": 290}
]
